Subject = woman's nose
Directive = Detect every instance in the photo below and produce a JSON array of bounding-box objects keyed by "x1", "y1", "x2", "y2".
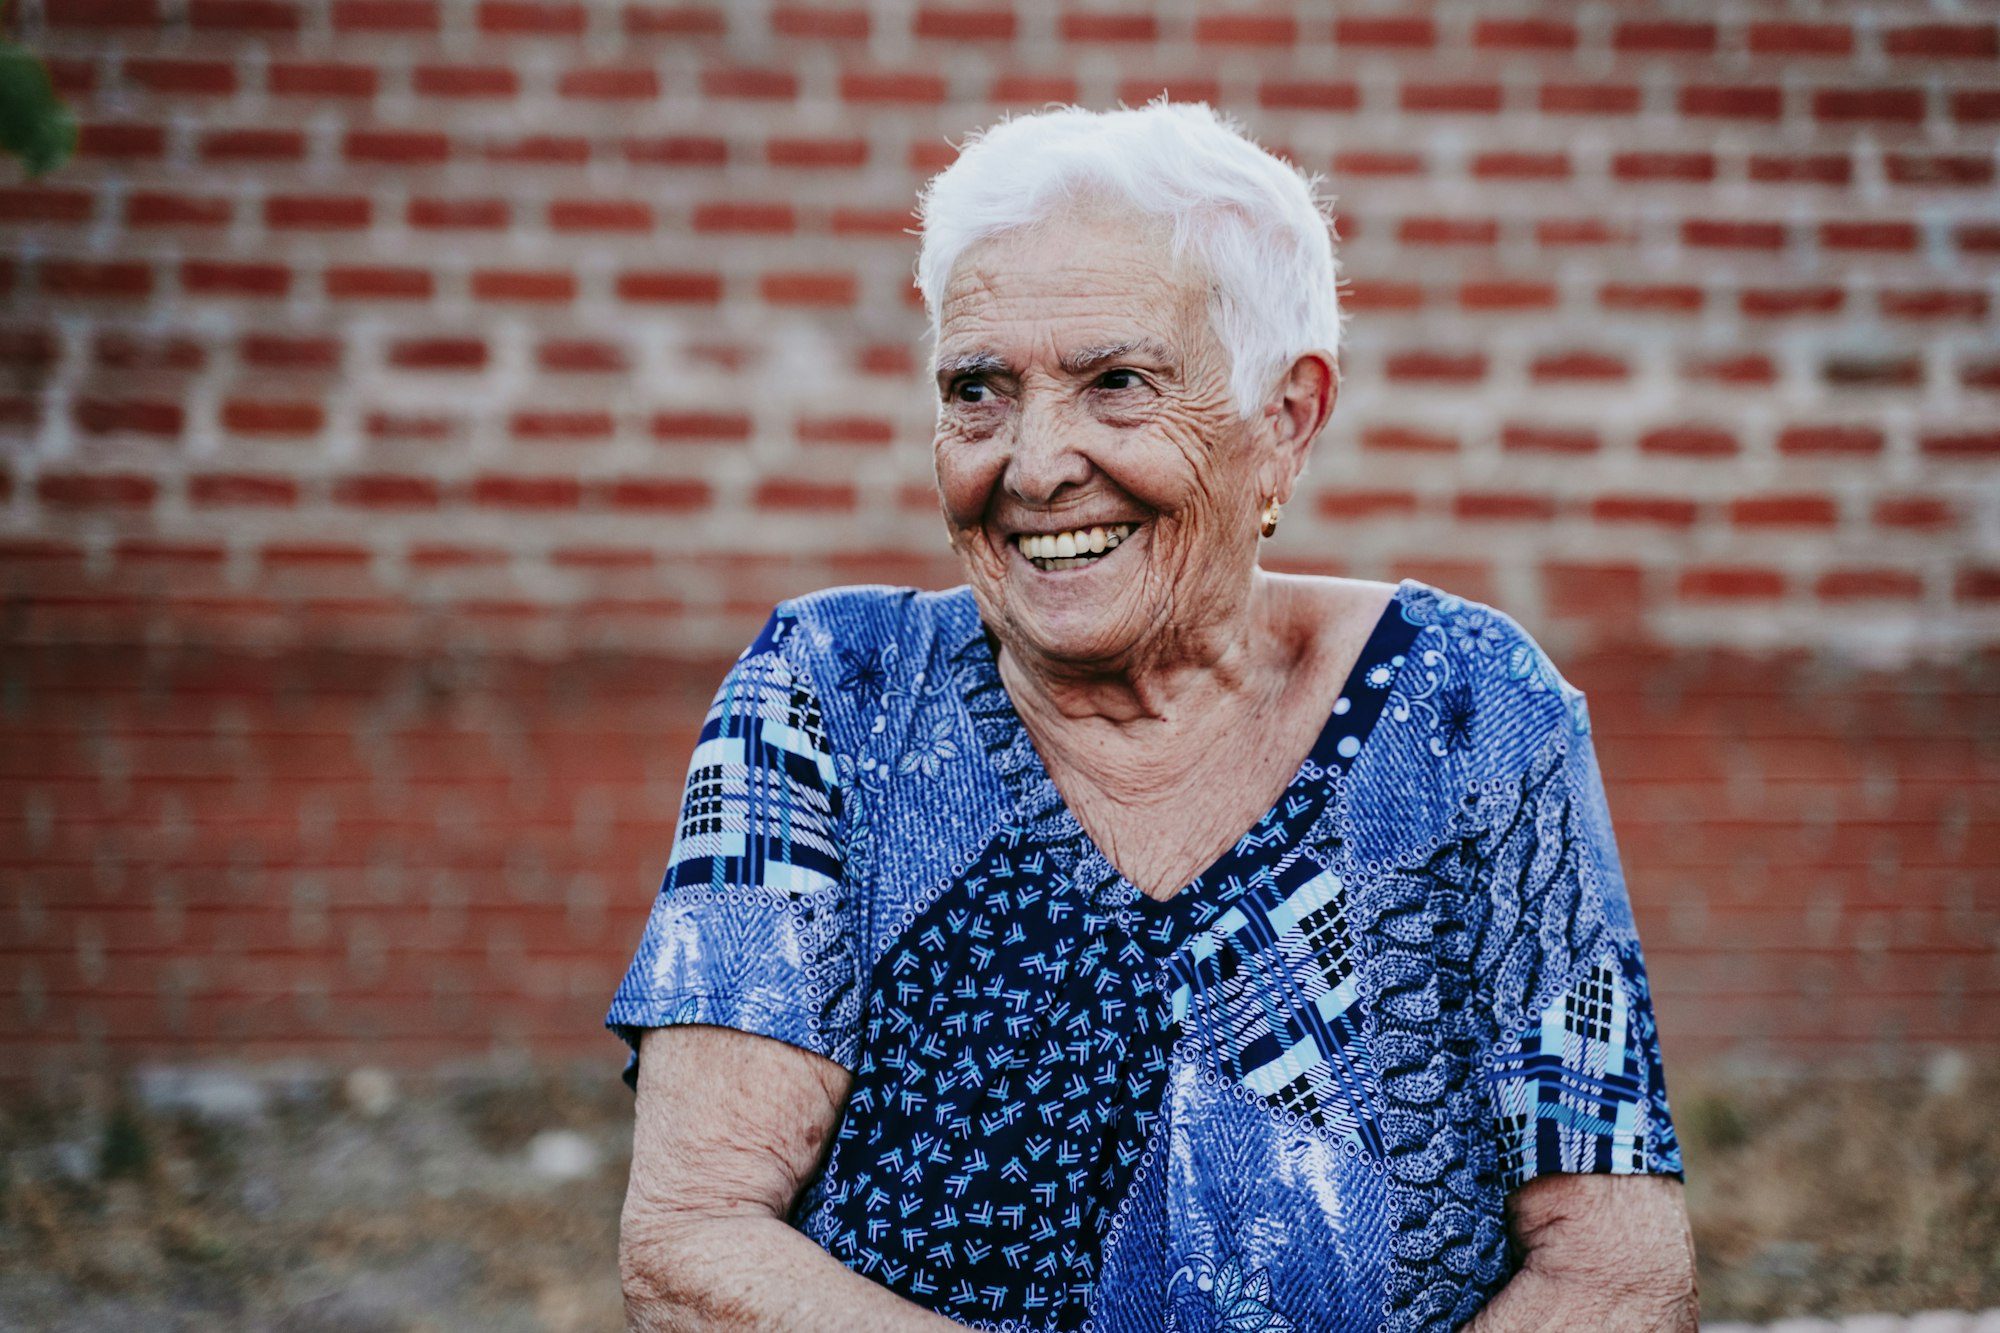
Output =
[{"x1": 1003, "y1": 393, "x2": 1094, "y2": 505}]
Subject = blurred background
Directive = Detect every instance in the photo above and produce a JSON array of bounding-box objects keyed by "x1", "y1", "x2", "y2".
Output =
[{"x1": 0, "y1": 0, "x2": 1995, "y2": 1328}]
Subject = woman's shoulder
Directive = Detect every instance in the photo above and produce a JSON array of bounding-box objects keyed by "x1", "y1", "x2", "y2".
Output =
[
  {"x1": 1394, "y1": 575, "x2": 1594, "y2": 742},
  {"x1": 764, "y1": 581, "x2": 982, "y2": 699}
]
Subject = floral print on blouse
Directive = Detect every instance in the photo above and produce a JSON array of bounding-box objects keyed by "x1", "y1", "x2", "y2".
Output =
[{"x1": 608, "y1": 577, "x2": 1684, "y2": 1333}]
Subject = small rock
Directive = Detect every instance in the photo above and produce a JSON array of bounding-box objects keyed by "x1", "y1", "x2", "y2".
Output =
[
  {"x1": 134, "y1": 1065, "x2": 266, "y2": 1124},
  {"x1": 526, "y1": 1129, "x2": 600, "y2": 1183},
  {"x1": 344, "y1": 1066, "x2": 397, "y2": 1118}
]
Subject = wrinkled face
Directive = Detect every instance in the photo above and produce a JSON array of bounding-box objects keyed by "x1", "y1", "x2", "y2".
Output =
[{"x1": 933, "y1": 208, "x2": 1283, "y2": 671}]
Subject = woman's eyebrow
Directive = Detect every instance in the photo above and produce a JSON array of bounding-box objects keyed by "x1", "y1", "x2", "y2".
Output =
[
  {"x1": 1059, "y1": 339, "x2": 1178, "y2": 375},
  {"x1": 934, "y1": 351, "x2": 1012, "y2": 390}
]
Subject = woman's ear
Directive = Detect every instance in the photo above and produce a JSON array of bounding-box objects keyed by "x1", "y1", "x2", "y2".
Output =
[{"x1": 1264, "y1": 350, "x2": 1338, "y2": 505}]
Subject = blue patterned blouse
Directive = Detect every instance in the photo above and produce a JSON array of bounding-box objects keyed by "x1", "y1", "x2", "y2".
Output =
[{"x1": 607, "y1": 577, "x2": 1684, "y2": 1333}]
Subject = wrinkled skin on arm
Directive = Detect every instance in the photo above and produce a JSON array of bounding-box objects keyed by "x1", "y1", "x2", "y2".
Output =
[
  {"x1": 1459, "y1": 1172, "x2": 1700, "y2": 1332},
  {"x1": 618, "y1": 1025, "x2": 966, "y2": 1331}
]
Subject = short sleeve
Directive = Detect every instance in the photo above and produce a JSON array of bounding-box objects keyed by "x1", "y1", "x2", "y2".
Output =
[
  {"x1": 604, "y1": 605, "x2": 860, "y2": 1088},
  {"x1": 1480, "y1": 704, "x2": 1685, "y2": 1192}
]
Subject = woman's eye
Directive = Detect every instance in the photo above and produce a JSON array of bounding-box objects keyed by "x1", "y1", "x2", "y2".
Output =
[
  {"x1": 951, "y1": 379, "x2": 990, "y2": 404},
  {"x1": 1097, "y1": 369, "x2": 1143, "y2": 391}
]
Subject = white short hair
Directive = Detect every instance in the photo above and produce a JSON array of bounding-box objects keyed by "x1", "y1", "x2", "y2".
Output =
[{"x1": 914, "y1": 99, "x2": 1345, "y2": 421}]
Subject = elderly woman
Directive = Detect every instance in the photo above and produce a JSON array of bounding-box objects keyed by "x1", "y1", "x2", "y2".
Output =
[{"x1": 607, "y1": 101, "x2": 1695, "y2": 1331}]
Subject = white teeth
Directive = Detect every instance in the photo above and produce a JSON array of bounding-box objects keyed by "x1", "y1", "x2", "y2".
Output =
[{"x1": 1016, "y1": 522, "x2": 1137, "y2": 568}]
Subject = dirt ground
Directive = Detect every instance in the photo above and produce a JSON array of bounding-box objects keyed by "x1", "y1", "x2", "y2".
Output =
[{"x1": 2, "y1": 1057, "x2": 1995, "y2": 1330}]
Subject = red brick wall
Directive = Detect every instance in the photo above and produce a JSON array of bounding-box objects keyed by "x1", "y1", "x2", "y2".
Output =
[{"x1": 2, "y1": 1, "x2": 1995, "y2": 1078}]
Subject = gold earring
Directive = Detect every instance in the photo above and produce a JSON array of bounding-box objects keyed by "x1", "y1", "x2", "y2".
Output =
[{"x1": 1260, "y1": 496, "x2": 1282, "y2": 538}]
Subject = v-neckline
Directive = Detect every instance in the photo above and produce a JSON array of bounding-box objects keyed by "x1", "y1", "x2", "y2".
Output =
[{"x1": 953, "y1": 578, "x2": 1423, "y2": 939}]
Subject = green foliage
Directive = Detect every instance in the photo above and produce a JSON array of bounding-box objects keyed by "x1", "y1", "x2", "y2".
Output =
[{"x1": 0, "y1": 39, "x2": 76, "y2": 178}]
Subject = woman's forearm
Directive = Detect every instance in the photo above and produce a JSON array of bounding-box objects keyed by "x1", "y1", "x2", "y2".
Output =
[
  {"x1": 621, "y1": 1212, "x2": 966, "y2": 1332},
  {"x1": 1459, "y1": 1264, "x2": 1698, "y2": 1333}
]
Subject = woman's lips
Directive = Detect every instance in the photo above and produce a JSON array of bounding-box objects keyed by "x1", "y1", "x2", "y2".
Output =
[{"x1": 1010, "y1": 521, "x2": 1142, "y2": 573}]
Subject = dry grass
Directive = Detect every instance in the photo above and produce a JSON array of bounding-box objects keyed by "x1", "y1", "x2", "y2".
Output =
[{"x1": 1, "y1": 1059, "x2": 1994, "y2": 1328}]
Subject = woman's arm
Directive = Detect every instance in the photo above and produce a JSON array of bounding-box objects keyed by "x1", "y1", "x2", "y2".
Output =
[
  {"x1": 619, "y1": 1024, "x2": 965, "y2": 1331},
  {"x1": 1459, "y1": 1172, "x2": 1699, "y2": 1332}
]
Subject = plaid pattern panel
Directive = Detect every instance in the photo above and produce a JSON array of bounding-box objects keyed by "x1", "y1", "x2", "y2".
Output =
[
  {"x1": 667, "y1": 613, "x2": 842, "y2": 900},
  {"x1": 1485, "y1": 947, "x2": 1658, "y2": 1190}
]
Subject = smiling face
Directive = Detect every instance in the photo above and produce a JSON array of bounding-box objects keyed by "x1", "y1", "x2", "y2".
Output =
[{"x1": 933, "y1": 206, "x2": 1298, "y2": 675}]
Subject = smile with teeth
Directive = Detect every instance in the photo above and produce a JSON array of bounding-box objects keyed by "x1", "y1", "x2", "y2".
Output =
[{"x1": 1014, "y1": 523, "x2": 1138, "y2": 571}]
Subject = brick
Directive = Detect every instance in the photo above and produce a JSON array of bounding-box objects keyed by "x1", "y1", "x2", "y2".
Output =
[
  {"x1": 1680, "y1": 85, "x2": 1782, "y2": 120},
  {"x1": 1678, "y1": 567, "x2": 1787, "y2": 601},
  {"x1": 1955, "y1": 568, "x2": 2000, "y2": 601},
  {"x1": 797, "y1": 415, "x2": 893, "y2": 446},
  {"x1": 1591, "y1": 495, "x2": 1698, "y2": 528},
  {"x1": 651, "y1": 411, "x2": 750, "y2": 442},
  {"x1": 265, "y1": 195, "x2": 371, "y2": 230},
  {"x1": 990, "y1": 75, "x2": 1079, "y2": 104},
  {"x1": 625, "y1": 5, "x2": 726, "y2": 36},
  {"x1": 1403, "y1": 83, "x2": 1501, "y2": 114},
  {"x1": 1776, "y1": 425, "x2": 1882, "y2": 456},
  {"x1": 183, "y1": 261, "x2": 290, "y2": 297},
  {"x1": 468, "y1": 474, "x2": 584, "y2": 508},
  {"x1": 269, "y1": 63, "x2": 379, "y2": 97},
  {"x1": 540, "y1": 341, "x2": 628, "y2": 374},
  {"x1": 1336, "y1": 151, "x2": 1422, "y2": 177},
  {"x1": 409, "y1": 198, "x2": 508, "y2": 230},
  {"x1": 1821, "y1": 221, "x2": 1917, "y2": 252},
  {"x1": 1474, "y1": 19, "x2": 1573, "y2": 51},
  {"x1": 92, "y1": 332, "x2": 202, "y2": 369},
  {"x1": 241, "y1": 335, "x2": 341, "y2": 370},
  {"x1": 617, "y1": 271, "x2": 722, "y2": 303},
  {"x1": 1613, "y1": 152, "x2": 1713, "y2": 182},
  {"x1": 1501, "y1": 424, "x2": 1598, "y2": 453},
  {"x1": 594, "y1": 477, "x2": 712, "y2": 511},
  {"x1": 201, "y1": 128, "x2": 305, "y2": 160},
  {"x1": 1385, "y1": 351, "x2": 1485, "y2": 382},
  {"x1": 40, "y1": 261, "x2": 153, "y2": 299},
  {"x1": 222, "y1": 399, "x2": 325, "y2": 436},
  {"x1": 692, "y1": 202, "x2": 793, "y2": 233},
  {"x1": 701, "y1": 67, "x2": 797, "y2": 99},
  {"x1": 1335, "y1": 16, "x2": 1433, "y2": 48},
  {"x1": 1117, "y1": 78, "x2": 1223, "y2": 107},
  {"x1": 1746, "y1": 23, "x2": 1852, "y2": 57},
  {"x1": 511, "y1": 410, "x2": 614, "y2": 440},
  {"x1": 1880, "y1": 290, "x2": 1988, "y2": 321},
  {"x1": 413, "y1": 65, "x2": 519, "y2": 98},
  {"x1": 1530, "y1": 352, "x2": 1627, "y2": 382},
  {"x1": 1060, "y1": 12, "x2": 1156, "y2": 42},
  {"x1": 753, "y1": 478, "x2": 857, "y2": 511},
  {"x1": 1741, "y1": 287, "x2": 1844, "y2": 318},
  {"x1": 1885, "y1": 154, "x2": 1994, "y2": 188},
  {"x1": 623, "y1": 135, "x2": 728, "y2": 166},
  {"x1": 1360, "y1": 425, "x2": 1455, "y2": 454},
  {"x1": 1195, "y1": 14, "x2": 1294, "y2": 45},
  {"x1": 840, "y1": 71, "x2": 947, "y2": 104},
  {"x1": 123, "y1": 59, "x2": 238, "y2": 96},
  {"x1": 471, "y1": 269, "x2": 576, "y2": 302},
  {"x1": 36, "y1": 472, "x2": 159, "y2": 506},
  {"x1": 914, "y1": 7, "x2": 1014, "y2": 40},
  {"x1": 191, "y1": 0, "x2": 300, "y2": 29},
  {"x1": 1612, "y1": 21, "x2": 1715, "y2": 53},
  {"x1": 1957, "y1": 223, "x2": 2000, "y2": 253},
  {"x1": 1471, "y1": 152, "x2": 1567, "y2": 180},
  {"x1": 1815, "y1": 569, "x2": 1924, "y2": 601},
  {"x1": 767, "y1": 136, "x2": 868, "y2": 169},
  {"x1": 1316, "y1": 490, "x2": 1419, "y2": 519},
  {"x1": 1822, "y1": 356, "x2": 1921, "y2": 389},
  {"x1": 1814, "y1": 88, "x2": 1926, "y2": 123},
  {"x1": 1686, "y1": 354, "x2": 1775, "y2": 385},
  {"x1": 1453, "y1": 491, "x2": 1558, "y2": 522},
  {"x1": 1400, "y1": 218, "x2": 1497, "y2": 246},
  {"x1": 325, "y1": 266, "x2": 432, "y2": 299},
  {"x1": 46, "y1": 0, "x2": 159, "y2": 25},
  {"x1": 1599, "y1": 284, "x2": 1702, "y2": 313},
  {"x1": 773, "y1": 5, "x2": 867, "y2": 39},
  {"x1": 1920, "y1": 431, "x2": 2000, "y2": 458},
  {"x1": 1344, "y1": 282, "x2": 1423, "y2": 312},
  {"x1": 1458, "y1": 282, "x2": 1554, "y2": 311},
  {"x1": 760, "y1": 272, "x2": 857, "y2": 306},
  {"x1": 1728, "y1": 494, "x2": 1840, "y2": 528},
  {"x1": 1960, "y1": 358, "x2": 2000, "y2": 391},
  {"x1": 549, "y1": 200, "x2": 652, "y2": 231},
  {"x1": 344, "y1": 130, "x2": 450, "y2": 164},
  {"x1": 1883, "y1": 23, "x2": 1998, "y2": 59},
  {"x1": 558, "y1": 67, "x2": 660, "y2": 99},
  {"x1": 1685, "y1": 220, "x2": 1787, "y2": 250},
  {"x1": 262, "y1": 542, "x2": 371, "y2": 568},
  {"x1": 388, "y1": 338, "x2": 486, "y2": 370},
  {"x1": 332, "y1": 0, "x2": 437, "y2": 29},
  {"x1": 478, "y1": 2, "x2": 585, "y2": 34},
  {"x1": 0, "y1": 188, "x2": 92, "y2": 223},
  {"x1": 79, "y1": 123, "x2": 166, "y2": 158},
  {"x1": 1747, "y1": 154, "x2": 1851, "y2": 186},
  {"x1": 188, "y1": 473, "x2": 299, "y2": 506},
  {"x1": 1540, "y1": 83, "x2": 1641, "y2": 115},
  {"x1": 332, "y1": 475, "x2": 441, "y2": 508},
  {"x1": 1259, "y1": 82, "x2": 1360, "y2": 112},
  {"x1": 1639, "y1": 425, "x2": 1738, "y2": 457}
]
